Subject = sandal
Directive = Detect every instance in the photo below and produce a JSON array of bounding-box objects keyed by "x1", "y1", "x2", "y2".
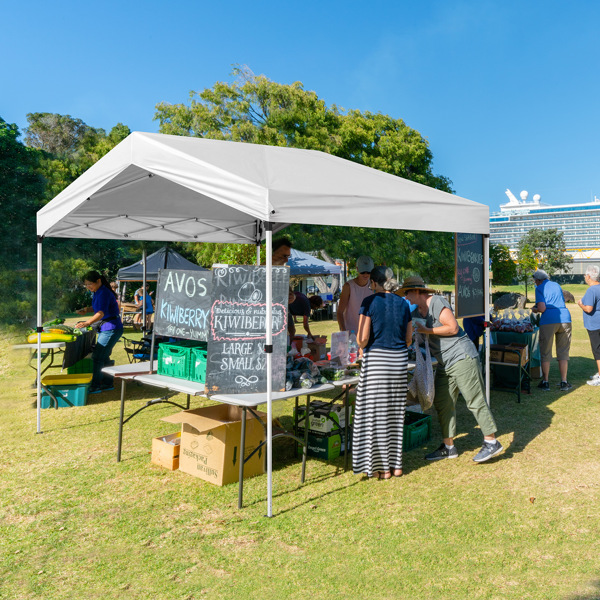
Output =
[
  {"x1": 378, "y1": 471, "x2": 392, "y2": 480},
  {"x1": 392, "y1": 469, "x2": 403, "y2": 477}
]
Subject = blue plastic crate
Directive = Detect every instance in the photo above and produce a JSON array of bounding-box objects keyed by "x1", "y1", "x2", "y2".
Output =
[{"x1": 41, "y1": 374, "x2": 92, "y2": 408}]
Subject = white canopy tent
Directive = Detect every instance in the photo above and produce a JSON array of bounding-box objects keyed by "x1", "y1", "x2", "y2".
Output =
[{"x1": 36, "y1": 131, "x2": 490, "y2": 516}]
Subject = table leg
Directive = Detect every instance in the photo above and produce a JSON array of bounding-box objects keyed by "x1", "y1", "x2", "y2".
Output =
[
  {"x1": 301, "y1": 395, "x2": 309, "y2": 484},
  {"x1": 238, "y1": 407, "x2": 247, "y2": 509},
  {"x1": 117, "y1": 378, "x2": 126, "y2": 462},
  {"x1": 186, "y1": 393, "x2": 190, "y2": 409}
]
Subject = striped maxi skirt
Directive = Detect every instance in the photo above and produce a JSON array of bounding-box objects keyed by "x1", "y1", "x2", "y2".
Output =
[{"x1": 352, "y1": 347, "x2": 408, "y2": 476}]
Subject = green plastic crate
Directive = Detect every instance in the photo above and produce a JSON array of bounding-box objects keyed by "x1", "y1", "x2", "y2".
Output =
[
  {"x1": 66, "y1": 357, "x2": 93, "y2": 374},
  {"x1": 403, "y1": 411, "x2": 431, "y2": 451},
  {"x1": 188, "y1": 346, "x2": 208, "y2": 383},
  {"x1": 158, "y1": 344, "x2": 192, "y2": 379}
]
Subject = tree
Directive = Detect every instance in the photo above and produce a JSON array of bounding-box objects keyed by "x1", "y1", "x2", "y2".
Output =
[
  {"x1": 490, "y1": 244, "x2": 517, "y2": 285},
  {"x1": 518, "y1": 229, "x2": 573, "y2": 278},
  {"x1": 25, "y1": 113, "x2": 92, "y2": 156},
  {"x1": 155, "y1": 67, "x2": 455, "y2": 281},
  {"x1": 515, "y1": 243, "x2": 537, "y2": 301},
  {"x1": 0, "y1": 118, "x2": 45, "y2": 269}
]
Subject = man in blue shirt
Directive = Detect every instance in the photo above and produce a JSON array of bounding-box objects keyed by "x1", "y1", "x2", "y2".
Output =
[
  {"x1": 531, "y1": 269, "x2": 572, "y2": 391},
  {"x1": 578, "y1": 265, "x2": 600, "y2": 386}
]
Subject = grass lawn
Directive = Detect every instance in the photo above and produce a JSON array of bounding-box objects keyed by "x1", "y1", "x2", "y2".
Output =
[{"x1": 1, "y1": 286, "x2": 599, "y2": 600}]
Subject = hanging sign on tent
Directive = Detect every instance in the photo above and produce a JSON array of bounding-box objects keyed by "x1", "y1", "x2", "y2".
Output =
[
  {"x1": 206, "y1": 265, "x2": 289, "y2": 395},
  {"x1": 153, "y1": 269, "x2": 212, "y2": 341},
  {"x1": 455, "y1": 233, "x2": 485, "y2": 318}
]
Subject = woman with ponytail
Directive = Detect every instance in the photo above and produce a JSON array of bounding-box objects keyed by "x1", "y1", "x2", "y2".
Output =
[
  {"x1": 76, "y1": 270, "x2": 123, "y2": 394},
  {"x1": 352, "y1": 266, "x2": 412, "y2": 480}
]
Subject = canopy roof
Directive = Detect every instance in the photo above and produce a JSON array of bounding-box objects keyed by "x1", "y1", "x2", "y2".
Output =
[
  {"x1": 37, "y1": 132, "x2": 489, "y2": 242},
  {"x1": 288, "y1": 249, "x2": 341, "y2": 277},
  {"x1": 117, "y1": 246, "x2": 208, "y2": 281}
]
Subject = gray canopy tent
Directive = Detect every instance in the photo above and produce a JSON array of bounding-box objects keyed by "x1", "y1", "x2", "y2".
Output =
[
  {"x1": 117, "y1": 246, "x2": 207, "y2": 282},
  {"x1": 36, "y1": 131, "x2": 490, "y2": 516}
]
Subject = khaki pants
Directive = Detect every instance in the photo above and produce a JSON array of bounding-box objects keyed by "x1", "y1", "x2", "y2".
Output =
[
  {"x1": 539, "y1": 322, "x2": 572, "y2": 362},
  {"x1": 434, "y1": 357, "x2": 497, "y2": 439}
]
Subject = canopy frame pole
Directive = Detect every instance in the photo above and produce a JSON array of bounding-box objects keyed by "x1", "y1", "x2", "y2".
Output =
[
  {"x1": 36, "y1": 236, "x2": 43, "y2": 434},
  {"x1": 142, "y1": 248, "x2": 147, "y2": 336},
  {"x1": 484, "y1": 234, "x2": 491, "y2": 405},
  {"x1": 264, "y1": 221, "x2": 274, "y2": 517}
]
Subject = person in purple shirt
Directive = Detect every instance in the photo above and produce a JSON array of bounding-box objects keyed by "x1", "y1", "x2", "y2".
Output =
[{"x1": 76, "y1": 270, "x2": 123, "y2": 393}]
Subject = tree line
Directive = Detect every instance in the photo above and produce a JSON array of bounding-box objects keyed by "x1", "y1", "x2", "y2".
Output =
[{"x1": 1, "y1": 66, "x2": 517, "y2": 327}]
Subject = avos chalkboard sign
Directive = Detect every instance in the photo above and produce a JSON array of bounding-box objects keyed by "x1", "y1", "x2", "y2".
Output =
[
  {"x1": 206, "y1": 265, "x2": 289, "y2": 395},
  {"x1": 154, "y1": 269, "x2": 212, "y2": 341},
  {"x1": 455, "y1": 233, "x2": 485, "y2": 318}
]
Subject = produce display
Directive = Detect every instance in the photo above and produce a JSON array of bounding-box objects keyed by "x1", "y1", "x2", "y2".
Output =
[
  {"x1": 489, "y1": 309, "x2": 538, "y2": 333},
  {"x1": 26, "y1": 319, "x2": 92, "y2": 344}
]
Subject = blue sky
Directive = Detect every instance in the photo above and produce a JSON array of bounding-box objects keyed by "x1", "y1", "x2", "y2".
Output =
[{"x1": 3, "y1": 0, "x2": 599, "y2": 212}]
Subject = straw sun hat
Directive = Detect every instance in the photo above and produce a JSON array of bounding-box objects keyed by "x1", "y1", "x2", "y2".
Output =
[{"x1": 399, "y1": 276, "x2": 437, "y2": 295}]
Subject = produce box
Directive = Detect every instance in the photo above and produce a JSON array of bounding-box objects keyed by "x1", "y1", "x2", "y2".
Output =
[
  {"x1": 151, "y1": 431, "x2": 181, "y2": 470},
  {"x1": 40, "y1": 374, "x2": 92, "y2": 408},
  {"x1": 297, "y1": 428, "x2": 350, "y2": 460},
  {"x1": 161, "y1": 405, "x2": 265, "y2": 486},
  {"x1": 294, "y1": 401, "x2": 353, "y2": 434},
  {"x1": 489, "y1": 343, "x2": 528, "y2": 367}
]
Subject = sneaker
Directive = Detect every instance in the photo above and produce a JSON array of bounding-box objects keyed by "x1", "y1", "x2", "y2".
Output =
[
  {"x1": 586, "y1": 378, "x2": 600, "y2": 386},
  {"x1": 537, "y1": 380, "x2": 550, "y2": 391},
  {"x1": 559, "y1": 381, "x2": 573, "y2": 391},
  {"x1": 473, "y1": 440, "x2": 503, "y2": 463},
  {"x1": 100, "y1": 385, "x2": 115, "y2": 392},
  {"x1": 424, "y1": 443, "x2": 459, "y2": 461},
  {"x1": 589, "y1": 373, "x2": 600, "y2": 381},
  {"x1": 88, "y1": 387, "x2": 103, "y2": 394}
]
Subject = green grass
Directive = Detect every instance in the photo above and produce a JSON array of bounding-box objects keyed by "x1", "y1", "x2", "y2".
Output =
[{"x1": 1, "y1": 293, "x2": 600, "y2": 600}]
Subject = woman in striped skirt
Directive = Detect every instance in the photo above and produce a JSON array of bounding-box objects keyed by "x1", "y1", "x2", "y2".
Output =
[{"x1": 353, "y1": 266, "x2": 413, "y2": 480}]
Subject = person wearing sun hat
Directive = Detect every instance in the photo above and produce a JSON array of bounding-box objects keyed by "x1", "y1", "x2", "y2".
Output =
[
  {"x1": 400, "y1": 275, "x2": 503, "y2": 464},
  {"x1": 531, "y1": 269, "x2": 572, "y2": 391},
  {"x1": 337, "y1": 255, "x2": 374, "y2": 334}
]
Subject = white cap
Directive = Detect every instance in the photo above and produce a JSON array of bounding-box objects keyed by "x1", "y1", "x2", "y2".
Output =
[{"x1": 533, "y1": 269, "x2": 549, "y2": 280}]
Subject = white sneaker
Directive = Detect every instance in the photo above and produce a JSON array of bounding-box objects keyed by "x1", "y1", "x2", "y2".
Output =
[
  {"x1": 586, "y1": 378, "x2": 600, "y2": 386},
  {"x1": 589, "y1": 373, "x2": 600, "y2": 381}
]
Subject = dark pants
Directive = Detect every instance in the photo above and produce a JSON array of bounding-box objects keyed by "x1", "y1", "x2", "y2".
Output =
[{"x1": 92, "y1": 328, "x2": 123, "y2": 389}]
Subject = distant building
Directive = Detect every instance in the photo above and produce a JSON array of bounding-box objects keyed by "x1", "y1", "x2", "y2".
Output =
[{"x1": 489, "y1": 189, "x2": 600, "y2": 275}]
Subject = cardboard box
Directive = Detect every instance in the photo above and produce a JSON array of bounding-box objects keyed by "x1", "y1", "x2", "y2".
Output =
[
  {"x1": 151, "y1": 431, "x2": 181, "y2": 470},
  {"x1": 489, "y1": 343, "x2": 528, "y2": 367},
  {"x1": 162, "y1": 405, "x2": 265, "y2": 486},
  {"x1": 294, "y1": 401, "x2": 352, "y2": 434}
]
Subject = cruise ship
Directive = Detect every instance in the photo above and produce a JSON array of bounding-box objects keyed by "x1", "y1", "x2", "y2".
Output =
[{"x1": 489, "y1": 189, "x2": 600, "y2": 275}]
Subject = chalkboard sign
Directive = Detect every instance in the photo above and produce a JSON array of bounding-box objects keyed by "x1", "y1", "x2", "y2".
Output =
[
  {"x1": 455, "y1": 233, "x2": 485, "y2": 318},
  {"x1": 206, "y1": 265, "x2": 289, "y2": 395},
  {"x1": 154, "y1": 269, "x2": 212, "y2": 341}
]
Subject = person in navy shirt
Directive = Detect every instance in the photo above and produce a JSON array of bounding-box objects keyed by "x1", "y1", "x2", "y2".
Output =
[
  {"x1": 76, "y1": 270, "x2": 123, "y2": 393},
  {"x1": 531, "y1": 269, "x2": 572, "y2": 391},
  {"x1": 578, "y1": 265, "x2": 600, "y2": 386}
]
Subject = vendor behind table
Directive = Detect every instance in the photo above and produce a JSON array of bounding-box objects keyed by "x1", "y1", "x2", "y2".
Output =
[
  {"x1": 337, "y1": 255, "x2": 374, "y2": 335},
  {"x1": 76, "y1": 270, "x2": 123, "y2": 394}
]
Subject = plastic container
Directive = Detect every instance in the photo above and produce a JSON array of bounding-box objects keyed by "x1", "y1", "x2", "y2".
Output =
[
  {"x1": 158, "y1": 343, "x2": 192, "y2": 379},
  {"x1": 66, "y1": 357, "x2": 93, "y2": 374},
  {"x1": 40, "y1": 374, "x2": 92, "y2": 408},
  {"x1": 188, "y1": 346, "x2": 208, "y2": 383},
  {"x1": 403, "y1": 411, "x2": 432, "y2": 451}
]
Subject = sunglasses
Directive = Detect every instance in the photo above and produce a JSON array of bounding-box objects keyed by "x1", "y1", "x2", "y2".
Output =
[{"x1": 360, "y1": 271, "x2": 371, "y2": 275}]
